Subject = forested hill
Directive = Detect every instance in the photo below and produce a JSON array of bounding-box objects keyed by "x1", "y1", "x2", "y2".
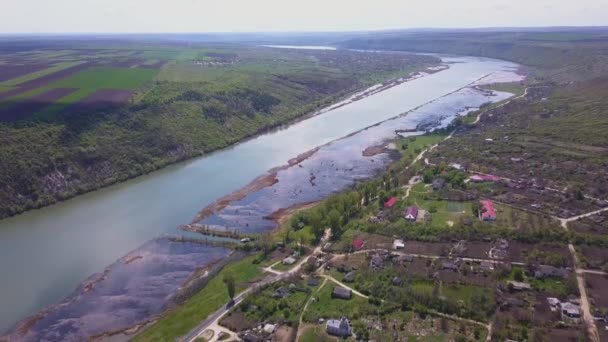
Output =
[
  {"x1": 341, "y1": 30, "x2": 608, "y2": 83},
  {"x1": 0, "y1": 42, "x2": 437, "y2": 219}
]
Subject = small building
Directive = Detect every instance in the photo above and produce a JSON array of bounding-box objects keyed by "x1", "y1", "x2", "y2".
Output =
[
  {"x1": 393, "y1": 239, "x2": 405, "y2": 250},
  {"x1": 343, "y1": 271, "x2": 356, "y2": 283},
  {"x1": 263, "y1": 323, "x2": 277, "y2": 334},
  {"x1": 332, "y1": 286, "x2": 352, "y2": 300},
  {"x1": 449, "y1": 163, "x2": 464, "y2": 171},
  {"x1": 405, "y1": 206, "x2": 419, "y2": 221},
  {"x1": 442, "y1": 260, "x2": 459, "y2": 271},
  {"x1": 395, "y1": 254, "x2": 414, "y2": 264},
  {"x1": 307, "y1": 277, "x2": 319, "y2": 287},
  {"x1": 273, "y1": 287, "x2": 290, "y2": 299},
  {"x1": 353, "y1": 238, "x2": 365, "y2": 250},
  {"x1": 326, "y1": 316, "x2": 352, "y2": 337},
  {"x1": 242, "y1": 333, "x2": 263, "y2": 342},
  {"x1": 480, "y1": 200, "x2": 497, "y2": 221},
  {"x1": 432, "y1": 178, "x2": 446, "y2": 191},
  {"x1": 480, "y1": 260, "x2": 495, "y2": 272},
  {"x1": 384, "y1": 197, "x2": 397, "y2": 208},
  {"x1": 507, "y1": 281, "x2": 531, "y2": 291},
  {"x1": 283, "y1": 256, "x2": 296, "y2": 265},
  {"x1": 561, "y1": 302, "x2": 582, "y2": 319},
  {"x1": 370, "y1": 255, "x2": 384, "y2": 270}
]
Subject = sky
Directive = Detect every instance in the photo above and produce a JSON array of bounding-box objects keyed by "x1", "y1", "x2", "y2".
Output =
[{"x1": 1, "y1": 0, "x2": 607, "y2": 33}]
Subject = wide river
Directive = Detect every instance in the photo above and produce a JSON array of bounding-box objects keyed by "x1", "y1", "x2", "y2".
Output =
[{"x1": 0, "y1": 53, "x2": 522, "y2": 334}]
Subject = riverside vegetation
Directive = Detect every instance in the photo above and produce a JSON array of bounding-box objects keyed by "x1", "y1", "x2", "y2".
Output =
[{"x1": 0, "y1": 41, "x2": 437, "y2": 218}]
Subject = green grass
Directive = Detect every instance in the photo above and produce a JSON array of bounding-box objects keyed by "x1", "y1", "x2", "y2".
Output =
[
  {"x1": 405, "y1": 186, "x2": 472, "y2": 228},
  {"x1": 303, "y1": 282, "x2": 375, "y2": 322},
  {"x1": 133, "y1": 255, "x2": 263, "y2": 342},
  {"x1": 299, "y1": 325, "x2": 338, "y2": 342},
  {"x1": 25, "y1": 67, "x2": 157, "y2": 119},
  {"x1": 51, "y1": 67, "x2": 157, "y2": 89},
  {"x1": 0, "y1": 61, "x2": 84, "y2": 87}
]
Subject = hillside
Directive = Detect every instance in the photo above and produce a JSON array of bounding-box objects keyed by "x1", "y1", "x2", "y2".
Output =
[{"x1": 0, "y1": 41, "x2": 438, "y2": 218}]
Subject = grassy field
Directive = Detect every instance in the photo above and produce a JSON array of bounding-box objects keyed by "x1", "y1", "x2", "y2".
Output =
[
  {"x1": 133, "y1": 255, "x2": 263, "y2": 342},
  {"x1": 302, "y1": 281, "x2": 376, "y2": 323},
  {"x1": 0, "y1": 61, "x2": 85, "y2": 87},
  {"x1": 299, "y1": 325, "x2": 339, "y2": 342}
]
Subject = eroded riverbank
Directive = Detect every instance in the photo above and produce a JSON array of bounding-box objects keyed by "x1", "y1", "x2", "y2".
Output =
[{"x1": 1, "y1": 55, "x2": 523, "y2": 340}]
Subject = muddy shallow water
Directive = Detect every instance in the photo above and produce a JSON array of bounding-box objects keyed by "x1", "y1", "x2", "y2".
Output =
[
  {"x1": 0, "y1": 55, "x2": 522, "y2": 339},
  {"x1": 6, "y1": 239, "x2": 230, "y2": 342},
  {"x1": 196, "y1": 83, "x2": 516, "y2": 232}
]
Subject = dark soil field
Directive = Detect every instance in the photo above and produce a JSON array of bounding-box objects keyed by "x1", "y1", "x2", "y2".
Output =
[
  {"x1": 578, "y1": 245, "x2": 608, "y2": 269},
  {"x1": 584, "y1": 273, "x2": 608, "y2": 310},
  {"x1": 569, "y1": 212, "x2": 608, "y2": 237},
  {"x1": 141, "y1": 60, "x2": 168, "y2": 69},
  {"x1": 403, "y1": 241, "x2": 452, "y2": 256},
  {"x1": 0, "y1": 88, "x2": 77, "y2": 121},
  {"x1": 72, "y1": 89, "x2": 134, "y2": 110},
  {"x1": 111, "y1": 58, "x2": 146, "y2": 68},
  {"x1": 508, "y1": 242, "x2": 573, "y2": 266},
  {"x1": 0, "y1": 63, "x2": 90, "y2": 101},
  {"x1": 0, "y1": 64, "x2": 49, "y2": 82}
]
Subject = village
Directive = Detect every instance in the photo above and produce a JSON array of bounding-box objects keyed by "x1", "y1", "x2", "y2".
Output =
[
  {"x1": 189, "y1": 140, "x2": 607, "y2": 341},
  {"x1": 179, "y1": 82, "x2": 608, "y2": 342}
]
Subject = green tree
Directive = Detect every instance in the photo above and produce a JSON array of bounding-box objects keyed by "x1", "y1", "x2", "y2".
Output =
[{"x1": 223, "y1": 272, "x2": 236, "y2": 299}]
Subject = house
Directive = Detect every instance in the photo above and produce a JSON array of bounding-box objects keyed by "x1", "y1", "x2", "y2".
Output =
[
  {"x1": 370, "y1": 255, "x2": 384, "y2": 270},
  {"x1": 242, "y1": 333, "x2": 263, "y2": 342},
  {"x1": 405, "y1": 206, "x2": 419, "y2": 221},
  {"x1": 534, "y1": 265, "x2": 569, "y2": 279},
  {"x1": 307, "y1": 277, "x2": 319, "y2": 287},
  {"x1": 263, "y1": 323, "x2": 277, "y2": 334},
  {"x1": 449, "y1": 163, "x2": 464, "y2": 171},
  {"x1": 561, "y1": 302, "x2": 581, "y2": 319},
  {"x1": 353, "y1": 238, "x2": 365, "y2": 250},
  {"x1": 480, "y1": 260, "x2": 495, "y2": 272},
  {"x1": 384, "y1": 197, "x2": 397, "y2": 208},
  {"x1": 273, "y1": 287, "x2": 290, "y2": 298},
  {"x1": 432, "y1": 178, "x2": 446, "y2": 190},
  {"x1": 442, "y1": 260, "x2": 459, "y2": 271},
  {"x1": 480, "y1": 200, "x2": 497, "y2": 221},
  {"x1": 332, "y1": 286, "x2": 352, "y2": 300},
  {"x1": 395, "y1": 254, "x2": 414, "y2": 264},
  {"x1": 283, "y1": 256, "x2": 296, "y2": 265},
  {"x1": 393, "y1": 239, "x2": 405, "y2": 250},
  {"x1": 326, "y1": 317, "x2": 352, "y2": 337},
  {"x1": 343, "y1": 271, "x2": 356, "y2": 283},
  {"x1": 507, "y1": 281, "x2": 531, "y2": 291}
]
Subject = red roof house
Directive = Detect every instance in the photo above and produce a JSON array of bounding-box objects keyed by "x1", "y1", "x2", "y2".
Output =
[
  {"x1": 384, "y1": 197, "x2": 396, "y2": 208},
  {"x1": 480, "y1": 200, "x2": 497, "y2": 221},
  {"x1": 353, "y1": 238, "x2": 365, "y2": 250},
  {"x1": 404, "y1": 206, "x2": 418, "y2": 221}
]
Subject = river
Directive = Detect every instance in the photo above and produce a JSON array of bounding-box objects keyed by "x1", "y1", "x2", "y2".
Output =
[{"x1": 0, "y1": 54, "x2": 522, "y2": 337}]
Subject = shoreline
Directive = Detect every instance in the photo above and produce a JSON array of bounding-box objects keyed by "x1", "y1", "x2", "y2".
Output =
[
  {"x1": 192, "y1": 69, "x2": 501, "y2": 230},
  {"x1": 0, "y1": 62, "x2": 443, "y2": 222}
]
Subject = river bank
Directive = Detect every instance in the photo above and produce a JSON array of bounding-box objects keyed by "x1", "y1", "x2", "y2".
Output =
[{"x1": 0, "y1": 55, "x2": 523, "y2": 339}]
